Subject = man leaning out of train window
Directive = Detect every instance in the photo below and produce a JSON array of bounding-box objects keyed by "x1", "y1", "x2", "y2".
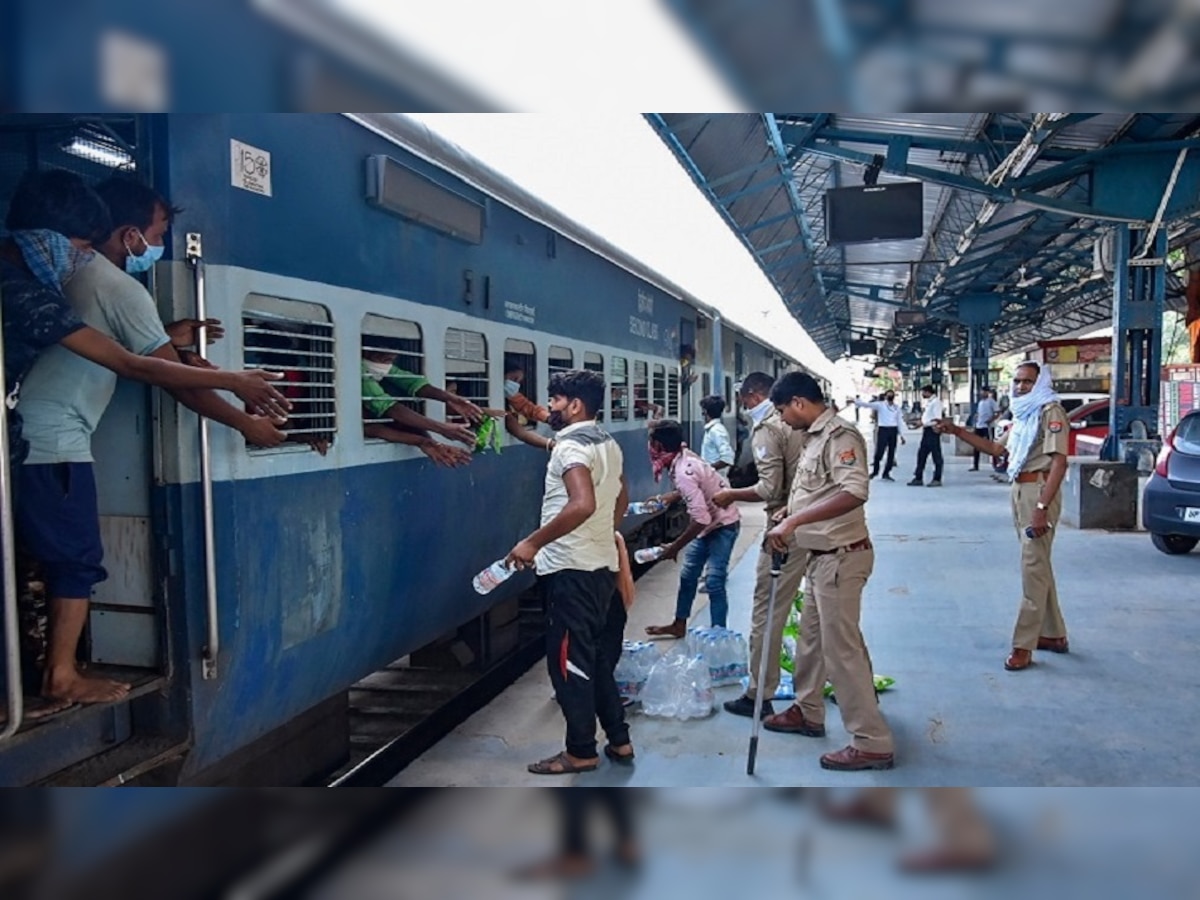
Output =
[{"x1": 361, "y1": 349, "x2": 481, "y2": 466}]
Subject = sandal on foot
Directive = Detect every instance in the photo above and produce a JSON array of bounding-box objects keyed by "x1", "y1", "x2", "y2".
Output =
[
  {"x1": 604, "y1": 743, "x2": 635, "y2": 764},
  {"x1": 527, "y1": 751, "x2": 599, "y2": 775}
]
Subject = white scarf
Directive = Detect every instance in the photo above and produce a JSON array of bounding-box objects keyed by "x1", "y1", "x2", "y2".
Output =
[{"x1": 1006, "y1": 364, "x2": 1060, "y2": 481}]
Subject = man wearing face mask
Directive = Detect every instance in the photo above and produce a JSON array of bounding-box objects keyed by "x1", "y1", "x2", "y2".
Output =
[
  {"x1": 710, "y1": 372, "x2": 808, "y2": 718},
  {"x1": 504, "y1": 370, "x2": 631, "y2": 775},
  {"x1": 2, "y1": 170, "x2": 292, "y2": 705},
  {"x1": 360, "y1": 348, "x2": 483, "y2": 456},
  {"x1": 853, "y1": 390, "x2": 904, "y2": 481}
]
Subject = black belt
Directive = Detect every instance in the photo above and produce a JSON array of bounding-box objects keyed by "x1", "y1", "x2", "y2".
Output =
[{"x1": 809, "y1": 538, "x2": 872, "y2": 557}]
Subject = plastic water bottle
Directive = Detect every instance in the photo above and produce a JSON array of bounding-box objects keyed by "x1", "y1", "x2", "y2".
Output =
[
  {"x1": 626, "y1": 499, "x2": 665, "y2": 516},
  {"x1": 472, "y1": 559, "x2": 515, "y2": 594},
  {"x1": 634, "y1": 546, "x2": 664, "y2": 564}
]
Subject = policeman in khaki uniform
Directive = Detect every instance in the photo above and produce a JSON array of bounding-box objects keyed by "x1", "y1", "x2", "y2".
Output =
[
  {"x1": 938, "y1": 360, "x2": 1070, "y2": 671},
  {"x1": 712, "y1": 372, "x2": 810, "y2": 718},
  {"x1": 763, "y1": 372, "x2": 896, "y2": 771}
]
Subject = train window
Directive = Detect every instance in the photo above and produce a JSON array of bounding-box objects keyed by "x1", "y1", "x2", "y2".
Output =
[
  {"x1": 652, "y1": 363, "x2": 666, "y2": 416},
  {"x1": 734, "y1": 342, "x2": 745, "y2": 380},
  {"x1": 549, "y1": 345, "x2": 573, "y2": 381},
  {"x1": 611, "y1": 356, "x2": 629, "y2": 422},
  {"x1": 584, "y1": 352, "x2": 604, "y2": 421},
  {"x1": 361, "y1": 315, "x2": 425, "y2": 438},
  {"x1": 503, "y1": 338, "x2": 537, "y2": 430},
  {"x1": 446, "y1": 328, "x2": 490, "y2": 421},
  {"x1": 725, "y1": 376, "x2": 733, "y2": 409},
  {"x1": 701, "y1": 372, "x2": 711, "y2": 399},
  {"x1": 668, "y1": 366, "x2": 680, "y2": 418},
  {"x1": 633, "y1": 360, "x2": 649, "y2": 419},
  {"x1": 243, "y1": 295, "x2": 336, "y2": 451}
]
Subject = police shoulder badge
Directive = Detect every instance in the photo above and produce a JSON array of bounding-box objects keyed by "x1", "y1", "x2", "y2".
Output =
[
  {"x1": 837, "y1": 448, "x2": 857, "y2": 466},
  {"x1": 1048, "y1": 420, "x2": 1063, "y2": 434}
]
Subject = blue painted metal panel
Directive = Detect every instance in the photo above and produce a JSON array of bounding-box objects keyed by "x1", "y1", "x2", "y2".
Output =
[
  {"x1": 165, "y1": 429, "x2": 663, "y2": 775},
  {"x1": 157, "y1": 115, "x2": 687, "y2": 359}
]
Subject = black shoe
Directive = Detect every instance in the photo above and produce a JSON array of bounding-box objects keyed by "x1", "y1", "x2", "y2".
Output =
[
  {"x1": 907, "y1": 478, "x2": 923, "y2": 486},
  {"x1": 881, "y1": 474, "x2": 895, "y2": 482},
  {"x1": 870, "y1": 471, "x2": 879, "y2": 479},
  {"x1": 723, "y1": 694, "x2": 774, "y2": 718},
  {"x1": 927, "y1": 479, "x2": 942, "y2": 487},
  {"x1": 968, "y1": 467, "x2": 979, "y2": 471}
]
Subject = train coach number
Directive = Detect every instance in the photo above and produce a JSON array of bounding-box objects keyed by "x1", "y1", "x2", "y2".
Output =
[{"x1": 629, "y1": 316, "x2": 658, "y2": 339}]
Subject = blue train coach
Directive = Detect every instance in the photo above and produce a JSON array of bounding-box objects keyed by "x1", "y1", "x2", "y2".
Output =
[{"x1": 0, "y1": 113, "x2": 816, "y2": 785}]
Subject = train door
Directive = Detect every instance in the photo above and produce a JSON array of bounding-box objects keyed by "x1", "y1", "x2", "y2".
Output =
[
  {"x1": 679, "y1": 317, "x2": 697, "y2": 446},
  {"x1": 0, "y1": 115, "x2": 168, "y2": 782}
]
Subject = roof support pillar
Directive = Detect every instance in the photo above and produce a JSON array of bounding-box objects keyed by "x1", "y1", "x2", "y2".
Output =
[
  {"x1": 1103, "y1": 225, "x2": 1166, "y2": 462},
  {"x1": 956, "y1": 294, "x2": 1002, "y2": 422}
]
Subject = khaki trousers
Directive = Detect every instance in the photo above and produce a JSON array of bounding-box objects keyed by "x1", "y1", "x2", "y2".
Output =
[
  {"x1": 842, "y1": 788, "x2": 994, "y2": 856},
  {"x1": 1010, "y1": 481, "x2": 1067, "y2": 650},
  {"x1": 745, "y1": 541, "x2": 809, "y2": 701},
  {"x1": 791, "y1": 548, "x2": 894, "y2": 754}
]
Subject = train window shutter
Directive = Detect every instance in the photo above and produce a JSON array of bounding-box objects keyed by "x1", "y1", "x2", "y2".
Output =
[{"x1": 243, "y1": 295, "x2": 336, "y2": 452}]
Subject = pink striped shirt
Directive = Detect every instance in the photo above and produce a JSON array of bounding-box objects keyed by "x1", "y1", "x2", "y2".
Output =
[{"x1": 670, "y1": 449, "x2": 741, "y2": 534}]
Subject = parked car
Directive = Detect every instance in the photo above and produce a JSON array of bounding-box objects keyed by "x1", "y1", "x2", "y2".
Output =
[
  {"x1": 1068, "y1": 399, "x2": 1110, "y2": 455},
  {"x1": 1057, "y1": 392, "x2": 1107, "y2": 414},
  {"x1": 1142, "y1": 409, "x2": 1200, "y2": 555}
]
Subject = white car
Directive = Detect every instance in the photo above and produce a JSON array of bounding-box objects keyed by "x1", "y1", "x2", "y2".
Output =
[{"x1": 1055, "y1": 392, "x2": 1107, "y2": 414}]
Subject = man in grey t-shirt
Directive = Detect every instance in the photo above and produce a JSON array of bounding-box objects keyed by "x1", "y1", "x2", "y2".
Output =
[{"x1": 17, "y1": 178, "x2": 287, "y2": 705}]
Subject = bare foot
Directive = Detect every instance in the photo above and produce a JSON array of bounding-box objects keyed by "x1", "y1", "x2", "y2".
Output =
[
  {"x1": 43, "y1": 667, "x2": 131, "y2": 704},
  {"x1": 645, "y1": 620, "x2": 686, "y2": 639},
  {"x1": 0, "y1": 695, "x2": 75, "y2": 725}
]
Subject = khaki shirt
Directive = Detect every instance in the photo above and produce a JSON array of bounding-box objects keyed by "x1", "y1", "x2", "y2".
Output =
[
  {"x1": 751, "y1": 407, "x2": 809, "y2": 514},
  {"x1": 787, "y1": 407, "x2": 870, "y2": 551},
  {"x1": 1001, "y1": 401, "x2": 1068, "y2": 474}
]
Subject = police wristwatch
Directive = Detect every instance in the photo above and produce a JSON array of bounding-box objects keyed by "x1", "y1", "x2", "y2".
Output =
[{"x1": 1035, "y1": 501, "x2": 1048, "y2": 511}]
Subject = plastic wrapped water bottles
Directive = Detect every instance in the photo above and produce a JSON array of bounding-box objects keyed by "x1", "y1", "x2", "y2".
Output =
[
  {"x1": 686, "y1": 627, "x2": 749, "y2": 686},
  {"x1": 613, "y1": 641, "x2": 658, "y2": 701},
  {"x1": 639, "y1": 649, "x2": 714, "y2": 719}
]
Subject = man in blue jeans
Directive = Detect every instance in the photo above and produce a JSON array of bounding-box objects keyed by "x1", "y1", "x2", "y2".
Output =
[{"x1": 644, "y1": 419, "x2": 741, "y2": 638}]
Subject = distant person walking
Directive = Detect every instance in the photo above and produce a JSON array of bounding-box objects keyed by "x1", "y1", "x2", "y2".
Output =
[
  {"x1": 854, "y1": 390, "x2": 904, "y2": 481},
  {"x1": 935, "y1": 362, "x2": 1070, "y2": 672},
  {"x1": 969, "y1": 387, "x2": 999, "y2": 471},
  {"x1": 908, "y1": 385, "x2": 945, "y2": 487}
]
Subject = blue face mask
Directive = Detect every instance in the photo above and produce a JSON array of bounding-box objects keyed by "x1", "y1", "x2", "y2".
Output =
[{"x1": 124, "y1": 230, "x2": 165, "y2": 274}]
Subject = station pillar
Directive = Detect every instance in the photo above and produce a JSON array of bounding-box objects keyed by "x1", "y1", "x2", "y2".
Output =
[
  {"x1": 957, "y1": 295, "x2": 1002, "y2": 427},
  {"x1": 1102, "y1": 224, "x2": 1166, "y2": 463}
]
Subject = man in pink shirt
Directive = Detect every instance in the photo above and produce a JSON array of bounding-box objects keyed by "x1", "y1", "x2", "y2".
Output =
[{"x1": 643, "y1": 419, "x2": 742, "y2": 638}]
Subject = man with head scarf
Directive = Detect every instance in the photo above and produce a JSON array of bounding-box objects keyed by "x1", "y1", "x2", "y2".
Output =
[{"x1": 935, "y1": 361, "x2": 1070, "y2": 671}]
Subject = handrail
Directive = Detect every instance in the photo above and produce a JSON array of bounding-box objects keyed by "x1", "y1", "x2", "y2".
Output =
[
  {"x1": 186, "y1": 233, "x2": 220, "y2": 680},
  {"x1": 0, "y1": 282, "x2": 26, "y2": 739}
]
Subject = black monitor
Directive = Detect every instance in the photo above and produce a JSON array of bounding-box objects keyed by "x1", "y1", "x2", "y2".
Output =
[{"x1": 825, "y1": 181, "x2": 924, "y2": 244}]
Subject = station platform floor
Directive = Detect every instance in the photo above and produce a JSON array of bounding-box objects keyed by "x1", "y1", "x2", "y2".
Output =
[{"x1": 389, "y1": 431, "x2": 1200, "y2": 788}]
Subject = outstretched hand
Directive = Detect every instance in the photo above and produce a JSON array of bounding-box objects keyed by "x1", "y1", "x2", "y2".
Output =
[
  {"x1": 422, "y1": 441, "x2": 472, "y2": 468},
  {"x1": 167, "y1": 317, "x2": 225, "y2": 348},
  {"x1": 232, "y1": 370, "x2": 292, "y2": 419}
]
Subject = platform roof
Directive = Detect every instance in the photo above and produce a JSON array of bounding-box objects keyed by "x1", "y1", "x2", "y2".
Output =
[{"x1": 648, "y1": 113, "x2": 1200, "y2": 368}]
